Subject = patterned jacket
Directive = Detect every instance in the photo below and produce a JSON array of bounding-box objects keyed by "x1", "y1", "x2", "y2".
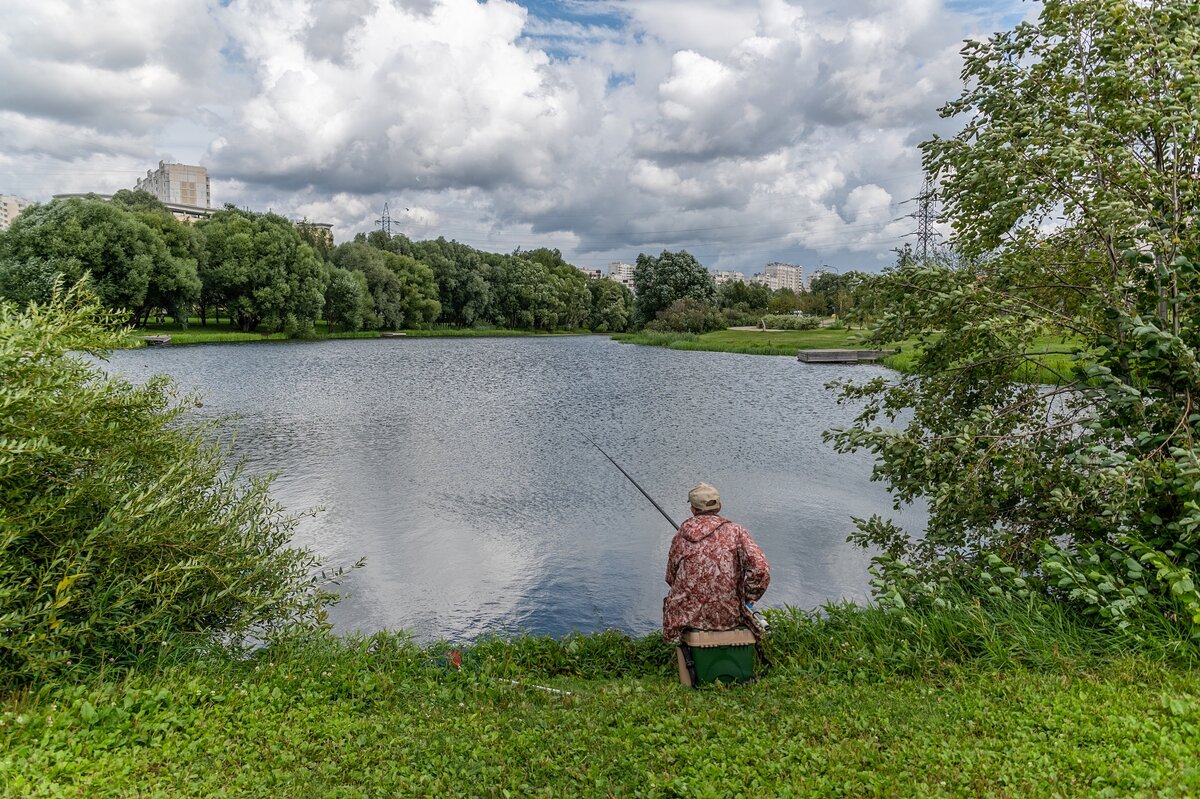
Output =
[{"x1": 662, "y1": 513, "x2": 770, "y2": 642}]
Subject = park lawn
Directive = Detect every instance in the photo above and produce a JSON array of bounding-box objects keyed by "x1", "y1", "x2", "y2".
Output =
[
  {"x1": 613, "y1": 327, "x2": 868, "y2": 356},
  {"x1": 2, "y1": 640, "x2": 1196, "y2": 798}
]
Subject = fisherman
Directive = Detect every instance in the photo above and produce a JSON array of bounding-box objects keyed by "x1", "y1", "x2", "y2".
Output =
[{"x1": 663, "y1": 482, "x2": 770, "y2": 643}]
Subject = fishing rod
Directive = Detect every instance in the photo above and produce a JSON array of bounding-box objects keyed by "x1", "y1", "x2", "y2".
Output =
[{"x1": 585, "y1": 435, "x2": 680, "y2": 530}]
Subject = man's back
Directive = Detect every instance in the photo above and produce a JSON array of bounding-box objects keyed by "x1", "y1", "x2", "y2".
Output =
[{"x1": 663, "y1": 513, "x2": 769, "y2": 641}]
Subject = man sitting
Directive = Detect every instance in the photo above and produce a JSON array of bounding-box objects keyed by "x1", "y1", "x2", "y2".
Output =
[{"x1": 662, "y1": 482, "x2": 770, "y2": 643}]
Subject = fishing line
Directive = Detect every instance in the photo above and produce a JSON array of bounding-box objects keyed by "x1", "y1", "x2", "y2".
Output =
[{"x1": 584, "y1": 434, "x2": 679, "y2": 530}]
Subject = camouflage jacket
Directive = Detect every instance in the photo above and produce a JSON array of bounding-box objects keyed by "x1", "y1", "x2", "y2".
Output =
[{"x1": 662, "y1": 513, "x2": 770, "y2": 642}]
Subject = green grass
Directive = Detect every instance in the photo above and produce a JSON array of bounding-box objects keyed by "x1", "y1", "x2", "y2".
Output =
[
  {"x1": 4, "y1": 600, "x2": 1198, "y2": 797},
  {"x1": 122, "y1": 320, "x2": 588, "y2": 347},
  {"x1": 613, "y1": 327, "x2": 870, "y2": 356},
  {"x1": 879, "y1": 335, "x2": 1082, "y2": 381}
]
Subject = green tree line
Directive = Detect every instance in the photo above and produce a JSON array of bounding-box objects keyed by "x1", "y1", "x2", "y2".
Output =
[
  {"x1": 0, "y1": 191, "x2": 879, "y2": 337},
  {"x1": 0, "y1": 193, "x2": 636, "y2": 335}
]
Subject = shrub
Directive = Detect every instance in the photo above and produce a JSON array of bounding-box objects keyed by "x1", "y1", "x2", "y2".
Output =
[
  {"x1": 644, "y1": 297, "x2": 725, "y2": 333},
  {"x1": 0, "y1": 281, "x2": 343, "y2": 687},
  {"x1": 761, "y1": 314, "x2": 819, "y2": 330}
]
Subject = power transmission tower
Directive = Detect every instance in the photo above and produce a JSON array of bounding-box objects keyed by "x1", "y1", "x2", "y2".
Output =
[
  {"x1": 913, "y1": 177, "x2": 939, "y2": 262},
  {"x1": 912, "y1": 177, "x2": 940, "y2": 261},
  {"x1": 376, "y1": 202, "x2": 395, "y2": 237}
]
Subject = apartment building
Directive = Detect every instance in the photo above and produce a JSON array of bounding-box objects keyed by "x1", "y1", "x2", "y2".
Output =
[
  {"x1": 713, "y1": 270, "x2": 747, "y2": 285},
  {"x1": 135, "y1": 161, "x2": 211, "y2": 209},
  {"x1": 761, "y1": 262, "x2": 804, "y2": 292},
  {"x1": 0, "y1": 194, "x2": 33, "y2": 231},
  {"x1": 607, "y1": 261, "x2": 636, "y2": 292}
]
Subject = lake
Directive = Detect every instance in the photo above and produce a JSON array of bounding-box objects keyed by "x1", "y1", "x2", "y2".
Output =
[{"x1": 105, "y1": 335, "x2": 925, "y2": 642}]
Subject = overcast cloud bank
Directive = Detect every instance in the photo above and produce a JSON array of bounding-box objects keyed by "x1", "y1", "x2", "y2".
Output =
[{"x1": 0, "y1": 0, "x2": 1026, "y2": 272}]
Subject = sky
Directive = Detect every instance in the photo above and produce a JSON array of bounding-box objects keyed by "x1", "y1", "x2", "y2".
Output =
[{"x1": 0, "y1": 0, "x2": 1031, "y2": 274}]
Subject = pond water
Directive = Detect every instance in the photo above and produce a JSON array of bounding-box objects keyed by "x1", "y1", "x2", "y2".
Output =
[{"x1": 105, "y1": 336, "x2": 925, "y2": 642}]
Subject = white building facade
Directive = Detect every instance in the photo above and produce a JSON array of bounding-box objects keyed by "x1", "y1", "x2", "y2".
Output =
[
  {"x1": 608, "y1": 262, "x2": 636, "y2": 292},
  {"x1": 0, "y1": 194, "x2": 33, "y2": 231},
  {"x1": 762, "y1": 262, "x2": 804, "y2": 292},
  {"x1": 713, "y1": 270, "x2": 747, "y2": 285},
  {"x1": 135, "y1": 161, "x2": 211, "y2": 209}
]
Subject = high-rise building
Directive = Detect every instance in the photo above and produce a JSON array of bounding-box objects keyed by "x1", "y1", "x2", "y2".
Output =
[
  {"x1": 761, "y1": 262, "x2": 804, "y2": 292},
  {"x1": 135, "y1": 161, "x2": 211, "y2": 209},
  {"x1": 0, "y1": 194, "x2": 34, "y2": 231},
  {"x1": 608, "y1": 262, "x2": 636, "y2": 292},
  {"x1": 713, "y1": 270, "x2": 747, "y2": 285}
]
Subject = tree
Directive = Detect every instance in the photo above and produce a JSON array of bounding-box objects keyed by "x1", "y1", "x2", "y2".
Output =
[
  {"x1": 386, "y1": 251, "x2": 441, "y2": 328},
  {"x1": 198, "y1": 208, "x2": 326, "y2": 334},
  {"x1": 767, "y1": 288, "x2": 800, "y2": 315},
  {"x1": 632, "y1": 250, "x2": 715, "y2": 329},
  {"x1": 828, "y1": 0, "x2": 1200, "y2": 637},
  {"x1": 0, "y1": 281, "x2": 341, "y2": 685},
  {"x1": 0, "y1": 196, "x2": 194, "y2": 323},
  {"x1": 111, "y1": 190, "x2": 202, "y2": 325},
  {"x1": 413, "y1": 238, "x2": 494, "y2": 327},
  {"x1": 717, "y1": 280, "x2": 771, "y2": 313},
  {"x1": 333, "y1": 243, "x2": 440, "y2": 330},
  {"x1": 323, "y1": 266, "x2": 371, "y2": 332},
  {"x1": 492, "y1": 254, "x2": 563, "y2": 329},
  {"x1": 808, "y1": 273, "x2": 841, "y2": 315},
  {"x1": 645, "y1": 297, "x2": 726, "y2": 334},
  {"x1": 588, "y1": 278, "x2": 633, "y2": 332}
]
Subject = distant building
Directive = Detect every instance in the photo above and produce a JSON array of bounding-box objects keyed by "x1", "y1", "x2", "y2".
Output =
[
  {"x1": 608, "y1": 261, "x2": 636, "y2": 292},
  {"x1": 713, "y1": 270, "x2": 747, "y2": 286},
  {"x1": 0, "y1": 194, "x2": 34, "y2": 231},
  {"x1": 135, "y1": 161, "x2": 211, "y2": 210},
  {"x1": 761, "y1": 262, "x2": 804, "y2": 292},
  {"x1": 296, "y1": 220, "x2": 334, "y2": 247},
  {"x1": 576, "y1": 266, "x2": 603, "y2": 280}
]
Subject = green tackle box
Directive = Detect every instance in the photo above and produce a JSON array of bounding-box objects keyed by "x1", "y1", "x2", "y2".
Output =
[{"x1": 677, "y1": 627, "x2": 757, "y2": 687}]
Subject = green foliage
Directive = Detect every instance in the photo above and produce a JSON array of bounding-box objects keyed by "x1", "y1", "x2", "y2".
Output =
[
  {"x1": 0, "y1": 257, "x2": 59, "y2": 308},
  {"x1": 587, "y1": 278, "x2": 632, "y2": 332},
  {"x1": 829, "y1": 0, "x2": 1200, "y2": 642},
  {"x1": 111, "y1": 191, "x2": 202, "y2": 325},
  {"x1": 716, "y1": 280, "x2": 772, "y2": 312},
  {"x1": 761, "y1": 314, "x2": 819, "y2": 330},
  {"x1": 0, "y1": 197, "x2": 196, "y2": 324},
  {"x1": 197, "y1": 207, "x2": 326, "y2": 334},
  {"x1": 767, "y1": 287, "x2": 800, "y2": 315},
  {"x1": 490, "y1": 254, "x2": 568, "y2": 330},
  {"x1": 631, "y1": 250, "x2": 715, "y2": 329},
  {"x1": 644, "y1": 297, "x2": 725, "y2": 334},
  {"x1": 4, "y1": 626, "x2": 1198, "y2": 797},
  {"x1": 322, "y1": 266, "x2": 371, "y2": 333},
  {"x1": 411, "y1": 237, "x2": 495, "y2": 327},
  {"x1": 0, "y1": 283, "x2": 342, "y2": 687}
]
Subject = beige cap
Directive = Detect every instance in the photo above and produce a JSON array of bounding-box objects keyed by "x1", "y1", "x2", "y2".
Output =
[{"x1": 688, "y1": 482, "x2": 721, "y2": 512}]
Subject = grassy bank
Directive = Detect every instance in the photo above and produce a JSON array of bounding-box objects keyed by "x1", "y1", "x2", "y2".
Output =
[
  {"x1": 612, "y1": 327, "x2": 868, "y2": 357},
  {"x1": 4, "y1": 603, "x2": 1197, "y2": 797},
  {"x1": 615, "y1": 329, "x2": 1084, "y2": 382},
  {"x1": 123, "y1": 320, "x2": 588, "y2": 347}
]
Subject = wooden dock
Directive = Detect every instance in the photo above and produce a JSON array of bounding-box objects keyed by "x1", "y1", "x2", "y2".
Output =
[
  {"x1": 140, "y1": 335, "x2": 172, "y2": 346},
  {"x1": 797, "y1": 349, "x2": 895, "y2": 364}
]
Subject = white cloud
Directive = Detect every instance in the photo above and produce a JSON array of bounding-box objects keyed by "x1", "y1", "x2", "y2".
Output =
[{"x1": 0, "y1": 0, "x2": 1006, "y2": 272}]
